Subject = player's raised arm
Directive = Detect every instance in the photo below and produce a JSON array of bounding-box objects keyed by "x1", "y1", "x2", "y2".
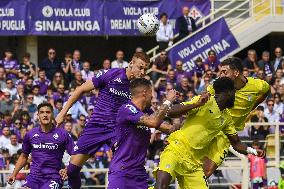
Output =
[
  {"x1": 138, "y1": 89, "x2": 176, "y2": 128},
  {"x1": 56, "y1": 80, "x2": 95, "y2": 125},
  {"x1": 167, "y1": 92, "x2": 210, "y2": 118},
  {"x1": 7, "y1": 153, "x2": 29, "y2": 185}
]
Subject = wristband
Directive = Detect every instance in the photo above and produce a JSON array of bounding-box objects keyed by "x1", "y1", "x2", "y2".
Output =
[
  {"x1": 247, "y1": 147, "x2": 258, "y2": 155},
  {"x1": 163, "y1": 100, "x2": 172, "y2": 107}
]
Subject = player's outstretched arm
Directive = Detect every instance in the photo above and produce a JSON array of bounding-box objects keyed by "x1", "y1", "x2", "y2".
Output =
[
  {"x1": 167, "y1": 92, "x2": 210, "y2": 118},
  {"x1": 7, "y1": 153, "x2": 28, "y2": 185},
  {"x1": 157, "y1": 122, "x2": 181, "y2": 135},
  {"x1": 227, "y1": 134, "x2": 265, "y2": 157},
  {"x1": 138, "y1": 90, "x2": 176, "y2": 128},
  {"x1": 55, "y1": 80, "x2": 95, "y2": 125}
]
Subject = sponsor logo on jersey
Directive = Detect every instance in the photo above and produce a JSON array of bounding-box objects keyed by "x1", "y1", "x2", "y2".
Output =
[{"x1": 33, "y1": 143, "x2": 58, "y2": 150}]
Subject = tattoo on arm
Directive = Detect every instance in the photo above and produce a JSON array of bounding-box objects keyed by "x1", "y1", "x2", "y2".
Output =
[{"x1": 139, "y1": 104, "x2": 170, "y2": 127}]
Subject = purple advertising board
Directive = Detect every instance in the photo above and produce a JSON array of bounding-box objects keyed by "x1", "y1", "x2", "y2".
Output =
[
  {"x1": 168, "y1": 18, "x2": 239, "y2": 72},
  {"x1": 28, "y1": 0, "x2": 104, "y2": 35},
  {"x1": 0, "y1": 0, "x2": 28, "y2": 35},
  {"x1": 104, "y1": 0, "x2": 211, "y2": 35}
]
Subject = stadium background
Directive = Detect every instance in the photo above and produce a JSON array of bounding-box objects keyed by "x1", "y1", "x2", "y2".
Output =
[{"x1": 0, "y1": 0, "x2": 284, "y2": 188}]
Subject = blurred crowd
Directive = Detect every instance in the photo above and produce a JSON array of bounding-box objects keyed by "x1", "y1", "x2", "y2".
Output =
[{"x1": 0, "y1": 45, "x2": 283, "y2": 187}]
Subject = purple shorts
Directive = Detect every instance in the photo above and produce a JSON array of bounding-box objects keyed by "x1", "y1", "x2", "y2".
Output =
[
  {"x1": 23, "y1": 175, "x2": 62, "y2": 189},
  {"x1": 73, "y1": 126, "x2": 114, "y2": 155},
  {"x1": 108, "y1": 173, "x2": 148, "y2": 189}
]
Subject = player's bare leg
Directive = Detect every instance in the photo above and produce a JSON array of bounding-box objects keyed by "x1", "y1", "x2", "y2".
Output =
[
  {"x1": 203, "y1": 156, "x2": 218, "y2": 178},
  {"x1": 65, "y1": 154, "x2": 90, "y2": 189},
  {"x1": 155, "y1": 170, "x2": 172, "y2": 189}
]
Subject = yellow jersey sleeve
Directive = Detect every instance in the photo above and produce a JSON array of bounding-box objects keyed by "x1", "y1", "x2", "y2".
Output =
[
  {"x1": 181, "y1": 95, "x2": 200, "y2": 115},
  {"x1": 257, "y1": 78, "x2": 270, "y2": 95}
]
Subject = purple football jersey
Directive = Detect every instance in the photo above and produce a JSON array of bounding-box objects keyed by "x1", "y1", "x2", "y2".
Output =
[
  {"x1": 33, "y1": 79, "x2": 51, "y2": 95},
  {"x1": 22, "y1": 126, "x2": 74, "y2": 179},
  {"x1": 109, "y1": 102, "x2": 152, "y2": 175},
  {"x1": 89, "y1": 68, "x2": 131, "y2": 129},
  {"x1": 0, "y1": 59, "x2": 19, "y2": 79}
]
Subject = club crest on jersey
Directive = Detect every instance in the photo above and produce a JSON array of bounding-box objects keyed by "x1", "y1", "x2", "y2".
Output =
[
  {"x1": 32, "y1": 133, "x2": 39, "y2": 138},
  {"x1": 126, "y1": 104, "x2": 138, "y2": 114},
  {"x1": 247, "y1": 95, "x2": 252, "y2": 101},
  {"x1": 220, "y1": 117, "x2": 225, "y2": 125},
  {"x1": 74, "y1": 145, "x2": 79, "y2": 151},
  {"x1": 53, "y1": 133, "x2": 59, "y2": 140}
]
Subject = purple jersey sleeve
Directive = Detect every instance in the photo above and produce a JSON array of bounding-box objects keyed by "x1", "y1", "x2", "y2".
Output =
[
  {"x1": 92, "y1": 69, "x2": 112, "y2": 89},
  {"x1": 123, "y1": 104, "x2": 144, "y2": 125},
  {"x1": 22, "y1": 133, "x2": 32, "y2": 155}
]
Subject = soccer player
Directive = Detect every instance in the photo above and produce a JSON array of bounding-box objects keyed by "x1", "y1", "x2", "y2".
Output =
[
  {"x1": 107, "y1": 78, "x2": 209, "y2": 189},
  {"x1": 55, "y1": 52, "x2": 150, "y2": 189},
  {"x1": 155, "y1": 77, "x2": 265, "y2": 189},
  {"x1": 7, "y1": 102, "x2": 74, "y2": 189},
  {"x1": 202, "y1": 57, "x2": 270, "y2": 178}
]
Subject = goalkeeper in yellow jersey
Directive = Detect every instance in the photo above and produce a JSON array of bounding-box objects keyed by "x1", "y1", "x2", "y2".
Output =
[
  {"x1": 201, "y1": 57, "x2": 270, "y2": 178},
  {"x1": 155, "y1": 77, "x2": 265, "y2": 189}
]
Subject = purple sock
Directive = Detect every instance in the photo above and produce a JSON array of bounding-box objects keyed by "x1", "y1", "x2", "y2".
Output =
[{"x1": 67, "y1": 163, "x2": 82, "y2": 189}]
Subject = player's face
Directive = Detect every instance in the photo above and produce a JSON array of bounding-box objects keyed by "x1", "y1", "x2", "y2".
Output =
[
  {"x1": 38, "y1": 106, "x2": 53, "y2": 126},
  {"x1": 220, "y1": 65, "x2": 238, "y2": 80},
  {"x1": 129, "y1": 57, "x2": 148, "y2": 79}
]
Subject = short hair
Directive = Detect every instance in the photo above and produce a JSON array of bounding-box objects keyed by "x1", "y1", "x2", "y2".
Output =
[
  {"x1": 256, "y1": 105, "x2": 264, "y2": 111},
  {"x1": 220, "y1": 57, "x2": 244, "y2": 73},
  {"x1": 64, "y1": 52, "x2": 72, "y2": 59},
  {"x1": 133, "y1": 52, "x2": 150, "y2": 64},
  {"x1": 213, "y1": 77, "x2": 235, "y2": 94},
  {"x1": 208, "y1": 50, "x2": 216, "y2": 56},
  {"x1": 195, "y1": 57, "x2": 202, "y2": 63},
  {"x1": 23, "y1": 52, "x2": 31, "y2": 59},
  {"x1": 6, "y1": 78, "x2": 12, "y2": 83},
  {"x1": 252, "y1": 140, "x2": 260, "y2": 147},
  {"x1": 37, "y1": 102, "x2": 53, "y2": 112},
  {"x1": 38, "y1": 69, "x2": 45, "y2": 73},
  {"x1": 262, "y1": 51, "x2": 270, "y2": 56},
  {"x1": 130, "y1": 78, "x2": 152, "y2": 96},
  {"x1": 32, "y1": 85, "x2": 40, "y2": 90},
  {"x1": 160, "y1": 12, "x2": 168, "y2": 19},
  {"x1": 55, "y1": 99, "x2": 63, "y2": 105}
]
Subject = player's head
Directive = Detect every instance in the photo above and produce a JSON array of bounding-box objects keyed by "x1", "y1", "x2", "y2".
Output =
[
  {"x1": 220, "y1": 57, "x2": 244, "y2": 80},
  {"x1": 37, "y1": 102, "x2": 54, "y2": 126},
  {"x1": 130, "y1": 78, "x2": 152, "y2": 108},
  {"x1": 213, "y1": 77, "x2": 235, "y2": 109},
  {"x1": 128, "y1": 52, "x2": 150, "y2": 80}
]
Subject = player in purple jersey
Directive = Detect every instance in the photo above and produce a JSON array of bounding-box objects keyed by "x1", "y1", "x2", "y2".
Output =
[
  {"x1": 55, "y1": 52, "x2": 150, "y2": 189},
  {"x1": 108, "y1": 78, "x2": 208, "y2": 189},
  {"x1": 7, "y1": 102, "x2": 74, "y2": 189}
]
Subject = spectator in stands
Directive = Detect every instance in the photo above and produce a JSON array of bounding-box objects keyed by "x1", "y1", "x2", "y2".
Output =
[
  {"x1": 176, "y1": 77, "x2": 192, "y2": 99},
  {"x1": 204, "y1": 50, "x2": 220, "y2": 75},
  {"x1": 175, "y1": 60, "x2": 187, "y2": 84},
  {"x1": 62, "y1": 52, "x2": 76, "y2": 85},
  {"x1": 72, "y1": 114, "x2": 86, "y2": 139},
  {"x1": 166, "y1": 69, "x2": 177, "y2": 87},
  {"x1": 0, "y1": 127, "x2": 10, "y2": 149},
  {"x1": 64, "y1": 121, "x2": 77, "y2": 141},
  {"x1": 196, "y1": 75, "x2": 211, "y2": 94},
  {"x1": 70, "y1": 71, "x2": 84, "y2": 89},
  {"x1": 33, "y1": 69, "x2": 51, "y2": 96},
  {"x1": 39, "y1": 48, "x2": 61, "y2": 81},
  {"x1": 11, "y1": 119, "x2": 22, "y2": 141},
  {"x1": 256, "y1": 69, "x2": 266, "y2": 80},
  {"x1": 250, "y1": 106, "x2": 269, "y2": 140},
  {"x1": 24, "y1": 77, "x2": 34, "y2": 95},
  {"x1": 53, "y1": 84, "x2": 68, "y2": 103},
  {"x1": 6, "y1": 134, "x2": 21, "y2": 156},
  {"x1": 248, "y1": 140, "x2": 267, "y2": 189},
  {"x1": 2, "y1": 111, "x2": 12, "y2": 128},
  {"x1": 64, "y1": 93, "x2": 88, "y2": 120},
  {"x1": 111, "y1": 50, "x2": 128, "y2": 68},
  {"x1": 192, "y1": 57, "x2": 206, "y2": 88},
  {"x1": 264, "y1": 99, "x2": 280, "y2": 124},
  {"x1": 87, "y1": 105, "x2": 94, "y2": 117},
  {"x1": 243, "y1": 49, "x2": 259, "y2": 74},
  {"x1": 274, "y1": 92, "x2": 283, "y2": 115},
  {"x1": 19, "y1": 53, "x2": 36, "y2": 78},
  {"x1": 53, "y1": 99, "x2": 63, "y2": 118},
  {"x1": 12, "y1": 84, "x2": 25, "y2": 103},
  {"x1": 0, "y1": 49, "x2": 19, "y2": 81},
  {"x1": 0, "y1": 66, "x2": 6, "y2": 90},
  {"x1": 81, "y1": 61, "x2": 94, "y2": 81},
  {"x1": 272, "y1": 47, "x2": 283, "y2": 73},
  {"x1": 20, "y1": 111, "x2": 32, "y2": 128},
  {"x1": 11, "y1": 100, "x2": 21, "y2": 118},
  {"x1": 151, "y1": 50, "x2": 172, "y2": 83},
  {"x1": 51, "y1": 71, "x2": 65, "y2": 92},
  {"x1": 0, "y1": 92, "x2": 14, "y2": 113},
  {"x1": 135, "y1": 47, "x2": 143, "y2": 53},
  {"x1": 72, "y1": 50, "x2": 83, "y2": 71},
  {"x1": 32, "y1": 85, "x2": 45, "y2": 106},
  {"x1": 176, "y1": 6, "x2": 196, "y2": 40},
  {"x1": 3, "y1": 78, "x2": 16, "y2": 96},
  {"x1": 24, "y1": 93, "x2": 37, "y2": 117},
  {"x1": 156, "y1": 12, "x2": 174, "y2": 51},
  {"x1": 149, "y1": 130, "x2": 164, "y2": 160},
  {"x1": 8, "y1": 153, "x2": 26, "y2": 188},
  {"x1": 102, "y1": 59, "x2": 111, "y2": 70},
  {"x1": 258, "y1": 51, "x2": 273, "y2": 81},
  {"x1": 243, "y1": 68, "x2": 250, "y2": 77}
]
